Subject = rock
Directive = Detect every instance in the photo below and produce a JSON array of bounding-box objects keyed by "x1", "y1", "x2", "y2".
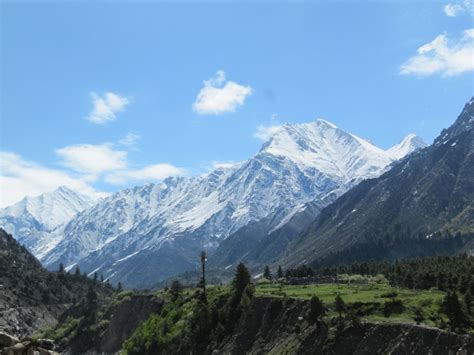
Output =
[
  {"x1": 2, "y1": 342, "x2": 26, "y2": 355},
  {"x1": 33, "y1": 339, "x2": 54, "y2": 350},
  {"x1": 0, "y1": 332, "x2": 19, "y2": 347},
  {"x1": 37, "y1": 347, "x2": 57, "y2": 355}
]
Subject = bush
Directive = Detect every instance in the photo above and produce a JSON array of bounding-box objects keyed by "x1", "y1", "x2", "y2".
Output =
[
  {"x1": 380, "y1": 291, "x2": 398, "y2": 298},
  {"x1": 383, "y1": 299, "x2": 404, "y2": 317}
]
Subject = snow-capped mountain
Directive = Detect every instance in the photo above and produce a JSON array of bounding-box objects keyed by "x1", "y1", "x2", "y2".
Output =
[
  {"x1": 41, "y1": 119, "x2": 426, "y2": 287},
  {"x1": 387, "y1": 133, "x2": 427, "y2": 160},
  {"x1": 0, "y1": 186, "x2": 95, "y2": 258}
]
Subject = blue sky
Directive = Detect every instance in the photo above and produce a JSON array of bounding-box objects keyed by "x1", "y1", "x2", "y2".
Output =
[{"x1": 1, "y1": 0, "x2": 473, "y2": 206}]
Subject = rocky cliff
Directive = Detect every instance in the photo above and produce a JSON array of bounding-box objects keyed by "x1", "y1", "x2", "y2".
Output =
[{"x1": 213, "y1": 297, "x2": 474, "y2": 354}]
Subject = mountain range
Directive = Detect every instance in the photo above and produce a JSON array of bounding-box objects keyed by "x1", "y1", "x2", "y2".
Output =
[
  {"x1": 280, "y1": 98, "x2": 474, "y2": 270},
  {"x1": 0, "y1": 186, "x2": 94, "y2": 260},
  {"x1": 0, "y1": 118, "x2": 426, "y2": 287}
]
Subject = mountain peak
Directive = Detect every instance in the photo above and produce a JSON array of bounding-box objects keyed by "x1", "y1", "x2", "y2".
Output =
[
  {"x1": 314, "y1": 118, "x2": 338, "y2": 129},
  {"x1": 387, "y1": 134, "x2": 427, "y2": 160},
  {"x1": 0, "y1": 187, "x2": 94, "y2": 230}
]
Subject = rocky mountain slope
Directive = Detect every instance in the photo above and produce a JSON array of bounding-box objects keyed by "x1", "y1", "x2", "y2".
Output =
[
  {"x1": 37, "y1": 120, "x2": 424, "y2": 287},
  {"x1": 281, "y1": 98, "x2": 474, "y2": 269},
  {"x1": 0, "y1": 228, "x2": 112, "y2": 339},
  {"x1": 0, "y1": 186, "x2": 94, "y2": 259}
]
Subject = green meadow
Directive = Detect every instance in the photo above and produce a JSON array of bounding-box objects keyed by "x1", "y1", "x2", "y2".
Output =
[{"x1": 255, "y1": 280, "x2": 446, "y2": 326}]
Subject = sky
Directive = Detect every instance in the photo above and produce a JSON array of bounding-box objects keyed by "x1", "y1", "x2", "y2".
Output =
[{"x1": 1, "y1": 0, "x2": 473, "y2": 207}]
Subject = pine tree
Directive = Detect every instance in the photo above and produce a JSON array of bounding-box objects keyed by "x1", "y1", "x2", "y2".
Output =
[
  {"x1": 200, "y1": 251, "x2": 207, "y2": 303},
  {"x1": 75, "y1": 265, "x2": 81, "y2": 277},
  {"x1": 117, "y1": 281, "x2": 123, "y2": 292},
  {"x1": 277, "y1": 265, "x2": 283, "y2": 279},
  {"x1": 232, "y1": 263, "x2": 251, "y2": 297},
  {"x1": 334, "y1": 294, "x2": 346, "y2": 320},
  {"x1": 93, "y1": 272, "x2": 98, "y2": 282},
  {"x1": 464, "y1": 292, "x2": 472, "y2": 315},
  {"x1": 263, "y1": 265, "x2": 271, "y2": 280},
  {"x1": 87, "y1": 285, "x2": 97, "y2": 306},
  {"x1": 443, "y1": 291, "x2": 470, "y2": 333},
  {"x1": 58, "y1": 263, "x2": 65, "y2": 273},
  {"x1": 308, "y1": 296, "x2": 326, "y2": 324},
  {"x1": 170, "y1": 279, "x2": 183, "y2": 300}
]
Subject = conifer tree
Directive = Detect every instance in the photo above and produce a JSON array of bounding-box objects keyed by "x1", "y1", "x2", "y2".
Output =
[
  {"x1": 334, "y1": 294, "x2": 346, "y2": 320},
  {"x1": 200, "y1": 251, "x2": 207, "y2": 303},
  {"x1": 232, "y1": 263, "x2": 251, "y2": 297},
  {"x1": 443, "y1": 291, "x2": 470, "y2": 332},
  {"x1": 308, "y1": 296, "x2": 326, "y2": 324},
  {"x1": 277, "y1": 265, "x2": 284, "y2": 279},
  {"x1": 117, "y1": 281, "x2": 123, "y2": 292},
  {"x1": 464, "y1": 292, "x2": 472, "y2": 315},
  {"x1": 263, "y1": 265, "x2": 271, "y2": 280},
  {"x1": 170, "y1": 279, "x2": 183, "y2": 301}
]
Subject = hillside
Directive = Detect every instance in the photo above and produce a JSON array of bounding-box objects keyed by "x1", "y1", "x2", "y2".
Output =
[
  {"x1": 0, "y1": 228, "x2": 113, "y2": 339},
  {"x1": 280, "y1": 98, "x2": 474, "y2": 269}
]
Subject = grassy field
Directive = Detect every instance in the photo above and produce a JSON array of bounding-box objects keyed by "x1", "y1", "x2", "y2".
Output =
[{"x1": 255, "y1": 281, "x2": 446, "y2": 326}]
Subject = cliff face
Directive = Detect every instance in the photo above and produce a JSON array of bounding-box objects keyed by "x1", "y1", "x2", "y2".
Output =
[
  {"x1": 56, "y1": 294, "x2": 164, "y2": 354},
  {"x1": 98, "y1": 294, "x2": 164, "y2": 353},
  {"x1": 213, "y1": 297, "x2": 474, "y2": 355}
]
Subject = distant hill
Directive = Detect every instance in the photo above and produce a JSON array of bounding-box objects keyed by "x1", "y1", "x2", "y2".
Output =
[
  {"x1": 281, "y1": 97, "x2": 474, "y2": 269},
  {"x1": 0, "y1": 228, "x2": 113, "y2": 339}
]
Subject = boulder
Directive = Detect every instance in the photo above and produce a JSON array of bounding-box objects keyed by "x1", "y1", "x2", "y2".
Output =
[
  {"x1": 33, "y1": 339, "x2": 54, "y2": 350},
  {"x1": 2, "y1": 342, "x2": 26, "y2": 355},
  {"x1": 0, "y1": 332, "x2": 19, "y2": 347}
]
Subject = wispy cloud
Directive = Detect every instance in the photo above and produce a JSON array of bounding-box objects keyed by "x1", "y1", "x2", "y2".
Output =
[
  {"x1": 193, "y1": 70, "x2": 253, "y2": 115},
  {"x1": 0, "y1": 152, "x2": 106, "y2": 207},
  {"x1": 87, "y1": 92, "x2": 130, "y2": 124},
  {"x1": 119, "y1": 132, "x2": 141, "y2": 148},
  {"x1": 105, "y1": 164, "x2": 185, "y2": 185},
  {"x1": 400, "y1": 29, "x2": 474, "y2": 77},
  {"x1": 443, "y1": 0, "x2": 473, "y2": 17},
  {"x1": 253, "y1": 114, "x2": 283, "y2": 142}
]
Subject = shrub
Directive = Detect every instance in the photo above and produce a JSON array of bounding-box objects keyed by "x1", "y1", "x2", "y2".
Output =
[{"x1": 383, "y1": 299, "x2": 404, "y2": 317}]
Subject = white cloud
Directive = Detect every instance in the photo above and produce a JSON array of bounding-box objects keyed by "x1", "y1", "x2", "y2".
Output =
[
  {"x1": 105, "y1": 164, "x2": 185, "y2": 185},
  {"x1": 400, "y1": 29, "x2": 474, "y2": 77},
  {"x1": 56, "y1": 142, "x2": 184, "y2": 186},
  {"x1": 119, "y1": 132, "x2": 141, "y2": 148},
  {"x1": 87, "y1": 92, "x2": 130, "y2": 124},
  {"x1": 193, "y1": 70, "x2": 253, "y2": 115},
  {"x1": 253, "y1": 124, "x2": 283, "y2": 141},
  {"x1": 443, "y1": 0, "x2": 473, "y2": 17},
  {"x1": 0, "y1": 152, "x2": 106, "y2": 207},
  {"x1": 1, "y1": 140, "x2": 185, "y2": 206},
  {"x1": 56, "y1": 144, "x2": 128, "y2": 176},
  {"x1": 253, "y1": 114, "x2": 283, "y2": 142},
  {"x1": 211, "y1": 162, "x2": 237, "y2": 169}
]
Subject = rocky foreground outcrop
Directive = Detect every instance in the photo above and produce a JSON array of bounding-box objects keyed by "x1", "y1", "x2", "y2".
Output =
[
  {"x1": 212, "y1": 297, "x2": 474, "y2": 354},
  {"x1": 0, "y1": 332, "x2": 57, "y2": 355}
]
